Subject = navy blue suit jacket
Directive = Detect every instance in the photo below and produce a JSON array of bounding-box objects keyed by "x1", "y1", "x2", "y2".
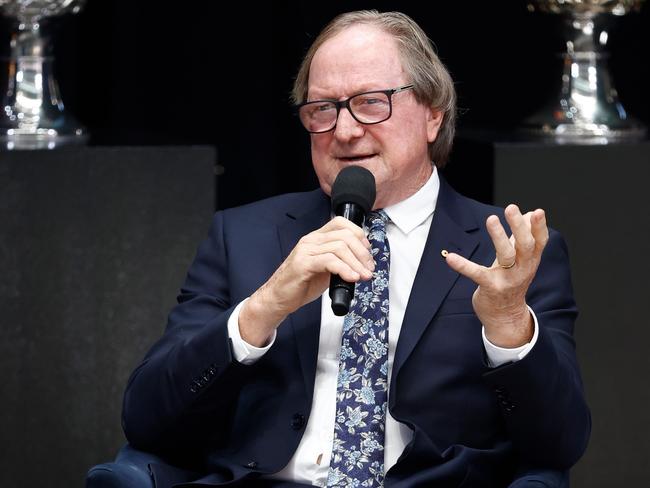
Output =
[{"x1": 122, "y1": 177, "x2": 590, "y2": 487}]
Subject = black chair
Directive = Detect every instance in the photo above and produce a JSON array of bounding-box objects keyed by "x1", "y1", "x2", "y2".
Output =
[{"x1": 86, "y1": 444, "x2": 569, "y2": 487}]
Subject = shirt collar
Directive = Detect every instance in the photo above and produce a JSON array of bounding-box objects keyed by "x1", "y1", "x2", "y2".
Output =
[{"x1": 382, "y1": 165, "x2": 439, "y2": 235}]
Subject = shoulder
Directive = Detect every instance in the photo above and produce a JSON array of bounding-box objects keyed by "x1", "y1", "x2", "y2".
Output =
[
  {"x1": 438, "y1": 176, "x2": 563, "y2": 243},
  {"x1": 218, "y1": 189, "x2": 329, "y2": 225},
  {"x1": 438, "y1": 176, "x2": 506, "y2": 229}
]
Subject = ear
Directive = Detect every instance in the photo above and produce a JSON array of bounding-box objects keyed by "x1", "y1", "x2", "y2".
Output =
[{"x1": 426, "y1": 108, "x2": 444, "y2": 143}]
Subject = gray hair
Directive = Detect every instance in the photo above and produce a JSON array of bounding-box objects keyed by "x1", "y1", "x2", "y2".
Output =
[{"x1": 292, "y1": 10, "x2": 457, "y2": 168}]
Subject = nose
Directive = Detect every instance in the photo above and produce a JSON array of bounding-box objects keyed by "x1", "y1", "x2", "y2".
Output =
[{"x1": 333, "y1": 107, "x2": 365, "y2": 143}]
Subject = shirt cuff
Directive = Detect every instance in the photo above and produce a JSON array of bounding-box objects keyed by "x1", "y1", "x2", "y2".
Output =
[
  {"x1": 482, "y1": 305, "x2": 539, "y2": 368},
  {"x1": 227, "y1": 298, "x2": 276, "y2": 365}
]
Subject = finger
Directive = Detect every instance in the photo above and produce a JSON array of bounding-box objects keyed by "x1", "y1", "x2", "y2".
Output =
[
  {"x1": 322, "y1": 216, "x2": 368, "y2": 243},
  {"x1": 307, "y1": 225, "x2": 371, "y2": 251},
  {"x1": 311, "y1": 253, "x2": 361, "y2": 283},
  {"x1": 486, "y1": 215, "x2": 515, "y2": 267},
  {"x1": 505, "y1": 204, "x2": 535, "y2": 257},
  {"x1": 444, "y1": 252, "x2": 489, "y2": 286},
  {"x1": 530, "y1": 209, "x2": 549, "y2": 253},
  {"x1": 316, "y1": 240, "x2": 373, "y2": 280},
  {"x1": 317, "y1": 228, "x2": 374, "y2": 267}
]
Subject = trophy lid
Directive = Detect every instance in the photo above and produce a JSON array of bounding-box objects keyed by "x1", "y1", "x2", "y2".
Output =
[
  {"x1": 528, "y1": 0, "x2": 644, "y2": 16},
  {"x1": 0, "y1": 0, "x2": 86, "y2": 24}
]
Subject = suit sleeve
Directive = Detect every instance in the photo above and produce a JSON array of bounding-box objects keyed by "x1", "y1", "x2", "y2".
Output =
[
  {"x1": 121, "y1": 211, "x2": 250, "y2": 454},
  {"x1": 482, "y1": 229, "x2": 591, "y2": 469}
]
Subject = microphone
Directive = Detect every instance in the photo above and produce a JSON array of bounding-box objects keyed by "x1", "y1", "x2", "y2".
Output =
[{"x1": 329, "y1": 166, "x2": 376, "y2": 316}]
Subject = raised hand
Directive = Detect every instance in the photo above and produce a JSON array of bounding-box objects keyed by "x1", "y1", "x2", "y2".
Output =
[{"x1": 445, "y1": 204, "x2": 549, "y2": 348}]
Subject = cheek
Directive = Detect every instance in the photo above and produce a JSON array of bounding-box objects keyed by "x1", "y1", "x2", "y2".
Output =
[
  {"x1": 404, "y1": 120, "x2": 431, "y2": 155},
  {"x1": 391, "y1": 107, "x2": 430, "y2": 142},
  {"x1": 310, "y1": 139, "x2": 337, "y2": 193},
  {"x1": 407, "y1": 113, "x2": 432, "y2": 141},
  {"x1": 381, "y1": 123, "x2": 428, "y2": 162},
  {"x1": 310, "y1": 136, "x2": 329, "y2": 169}
]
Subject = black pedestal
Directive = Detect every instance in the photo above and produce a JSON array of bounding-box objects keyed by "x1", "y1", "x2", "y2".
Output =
[
  {"x1": 0, "y1": 146, "x2": 216, "y2": 488},
  {"x1": 452, "y1": 136, "x2": 650, "y2": 487}
]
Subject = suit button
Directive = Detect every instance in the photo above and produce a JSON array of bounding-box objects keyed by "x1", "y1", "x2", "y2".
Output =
[
  {"x1": 291, "y1": 413, "x2": 305, "y2": 430},
  {"x1": 245, "y1": 461, "x2": 258, "y2": 469}
]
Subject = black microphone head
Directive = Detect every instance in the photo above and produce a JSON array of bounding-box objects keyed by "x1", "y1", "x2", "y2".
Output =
[{"x1": 331, "y1": 166, "x2": 376, "y2": 214}]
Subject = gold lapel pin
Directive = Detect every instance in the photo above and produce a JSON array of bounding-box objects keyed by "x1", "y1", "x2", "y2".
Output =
[{"x1": 441, "y1": 249, "x2": 449, "y2": 258}]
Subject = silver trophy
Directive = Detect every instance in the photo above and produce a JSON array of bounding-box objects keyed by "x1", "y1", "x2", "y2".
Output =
[
  {"x1": 524, "y1": 0, "x2": 646, "y2": 143},
  {"x1": 0, "y1": 0, "x2": 86, "y2": 150}
]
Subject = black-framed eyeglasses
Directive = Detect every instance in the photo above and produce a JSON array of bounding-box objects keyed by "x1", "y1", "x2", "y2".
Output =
[{"x1": 296, "y1": 84, "x2": 414, "y2": 134}]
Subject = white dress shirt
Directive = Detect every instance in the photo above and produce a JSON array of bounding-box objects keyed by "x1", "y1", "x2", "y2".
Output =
[{"x1": 226, "y1": 167, "x2": 538, "y2": 486}]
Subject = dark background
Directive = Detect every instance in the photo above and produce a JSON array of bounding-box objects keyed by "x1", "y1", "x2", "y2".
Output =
[
  {"x1": 1, "y1": 1, "x2": 649, "y2": 487},
  {"x1": 4, "y1": 0, "x2": 646, "y2": 209}
]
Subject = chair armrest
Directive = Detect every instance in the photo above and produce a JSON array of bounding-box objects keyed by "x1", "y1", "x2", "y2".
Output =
[
  {"x1": 86, "y1": 444, "x2": 166, "y2": 488},
  {"x1": 508, "y1": 469, "x2": 569, "y2": 488}
]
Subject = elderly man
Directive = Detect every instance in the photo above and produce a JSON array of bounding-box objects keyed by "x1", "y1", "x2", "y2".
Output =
[{"x1": 122, "y1": 10, "x2": 590, "y2": 488}]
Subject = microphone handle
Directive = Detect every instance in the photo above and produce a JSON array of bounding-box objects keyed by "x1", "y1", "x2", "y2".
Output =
[{"x1": 329, "y1": 203, "x2": 366, "y2": 316}]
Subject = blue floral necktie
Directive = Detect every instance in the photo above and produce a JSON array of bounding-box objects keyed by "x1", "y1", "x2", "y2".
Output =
[{"x1": 327, "y1": 210, "x2": 390, "y2": 488}]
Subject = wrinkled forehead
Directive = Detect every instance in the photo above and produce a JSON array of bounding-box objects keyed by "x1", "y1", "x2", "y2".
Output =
[{"x1": 308, "y1": 25, "x2": 407, "y2": 98}]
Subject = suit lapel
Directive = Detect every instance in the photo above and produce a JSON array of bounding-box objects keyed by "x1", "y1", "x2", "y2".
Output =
[
  {"x1": 391, "y1": 180, "x2": 481, "y2": 386},
  {"x1": 277, "y1": 191, "x2": 330, "y2": 401}
]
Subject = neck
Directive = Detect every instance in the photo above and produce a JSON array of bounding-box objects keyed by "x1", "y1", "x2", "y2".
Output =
[{"x1": 374, "y1": 164, "x2": 433, "y2": 209}]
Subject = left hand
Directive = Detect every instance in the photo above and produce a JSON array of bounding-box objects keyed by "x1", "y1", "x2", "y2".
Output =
[{"x1": 444, "y1": 204, "x2": 549, "y2": 348}]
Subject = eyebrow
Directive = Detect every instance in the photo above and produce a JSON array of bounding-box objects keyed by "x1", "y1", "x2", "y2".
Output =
[{"x1": 308, "y1": 85, "x2": 397, "y2": 101}]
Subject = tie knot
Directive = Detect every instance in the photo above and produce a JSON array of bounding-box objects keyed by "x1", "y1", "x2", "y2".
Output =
[{"x1": 367, "y1": 210, "x2": 389, "y2": 232}]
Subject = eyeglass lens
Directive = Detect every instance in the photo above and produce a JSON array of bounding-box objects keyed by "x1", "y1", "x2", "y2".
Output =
[{"x1": 299, "y1": 91, "x2": 391, "y2": 133}]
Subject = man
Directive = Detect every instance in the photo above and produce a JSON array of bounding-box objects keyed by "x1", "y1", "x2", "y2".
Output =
[{"x1": 122, "y1": 10, "x2": 590, "y2": 488}]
